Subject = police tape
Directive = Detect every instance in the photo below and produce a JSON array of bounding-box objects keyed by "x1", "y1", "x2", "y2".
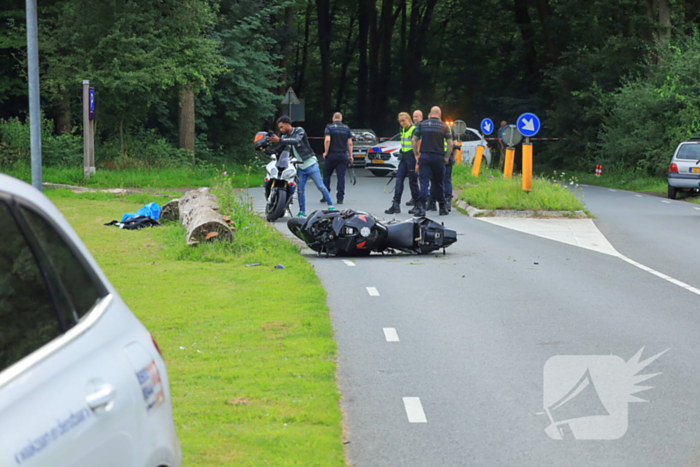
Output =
[{"x1": 484, "y1": 137, "x2": 567, "y2": 141}]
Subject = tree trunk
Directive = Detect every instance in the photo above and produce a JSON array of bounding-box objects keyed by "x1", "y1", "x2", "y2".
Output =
[
  {"x1": 367, "y1": 0, "x2": 379, "y2": 122},
  {"x1": 161, "y1": 198, "x2": 180, "y2": 222},
  {"x1": 373, "y1": 0, "x2": 396, "y2": 131},
  {"x1": 178, "y1": 84, "x2": 195, "y2": 154},
  {"x1": 295, "y1": 0, "x2": 313, "y2": 96},
  {"x1": 400, "y1": 0, "x2": 438, "y2": 112},
  {"x1": 315, "y1": 0, "x2": 333, "y2": 121},
  {"x1": 513, "y1": 0, "x2": 539, "y2": 93},
  {"x1": 279, "y1": 6, "x2": 295, "y2": 95},
  {"x1": 534, "y1": 0, "x2": 556, "y2": 65},
  {"x1": 335, "y1": 12, "x2": 358, "y2": 112},
  {"x1": 55, "y1": 96, "x2": 71, "y2": 135},
  {"x1": 179, "y1": 188, "x2": 233, "y2": 245},
  {"x1": 357, "y1": 0, "x2": 371, "y2": 126}
]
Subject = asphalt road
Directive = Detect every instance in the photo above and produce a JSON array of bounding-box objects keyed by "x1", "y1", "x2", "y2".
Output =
[{"x1": 253, "y1": 171, "x2": 700, "y2": 466}]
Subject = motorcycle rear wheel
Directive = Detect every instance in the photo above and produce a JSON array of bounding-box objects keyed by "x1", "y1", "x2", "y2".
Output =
[{"x1": 266, "y1": 187, "x2": 288, "y2": 222}]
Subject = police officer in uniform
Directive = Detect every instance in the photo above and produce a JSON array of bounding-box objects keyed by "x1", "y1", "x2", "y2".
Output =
[
  {"x1": 321, "y1": 112, "x2": 354, "y2": 204},
  {"x1": 385, "y1": 112, "x2": 419, "y2": 214},
  {"x1": 427, "y1": 123, "x2": 455, "y2": 212},
  {"x1": 412, "y1": 106, "x2": 452, "y2": 217},
  {"x1": 405, "y1": 110, "x2": 424, "y2": 209}
]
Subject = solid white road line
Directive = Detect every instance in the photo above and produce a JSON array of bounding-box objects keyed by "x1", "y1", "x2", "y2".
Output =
[
  {"x1": 383, "y1": 328, "x2": 400, "y2": 342},
  {"x1": 619, "y1": 256, "x2": 700, "y2": 298},
  {"x1": 342, "y1": 260, "x2": 356, "y2": 267},
  {"x1": 403, "y1": 397, "x2": 427, "y2": 423},
  {"x1": 367, "y1": 287, "x2": 380, "y2": 296}
]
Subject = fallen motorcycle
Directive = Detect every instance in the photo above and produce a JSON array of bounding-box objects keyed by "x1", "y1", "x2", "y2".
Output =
[{"x1": 287, "y1": 209, "x2": 457, "y2": 256}]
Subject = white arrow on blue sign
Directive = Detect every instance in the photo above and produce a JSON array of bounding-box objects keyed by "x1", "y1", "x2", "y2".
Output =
[
  {"x1": 517, "y1": 112, "x2": 541, "y2": 137},
  {"x1": 480, "y1": 118, "x2": 494, "y2": 136}
]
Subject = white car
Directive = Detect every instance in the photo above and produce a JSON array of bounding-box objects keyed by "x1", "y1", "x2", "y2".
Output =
[
  {"x1": 365, "y1": 127, "x2": 492, "y2": 177},
  {"x1": 0, "y1": 174, "x2": 181, "y2": 467}
]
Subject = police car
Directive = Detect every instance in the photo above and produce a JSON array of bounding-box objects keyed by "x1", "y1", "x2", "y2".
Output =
[
  {"x1": 0, "y1": 174, "x2": 181, "y2": 467},
  {"x1": 365, "y1": 127, "x2": 492, "y2": 177}
]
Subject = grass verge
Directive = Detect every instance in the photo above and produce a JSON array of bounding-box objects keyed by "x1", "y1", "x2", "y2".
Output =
[
  {"x1": 4, "y1": 163, "x2": 264, "y2": 189},
  {"x1": 46, "y1": 184, "x2": 344, "y2": 466},
  {"x1": 539, "y1": 167, "x2": 668, "y2": 194},
  {"x1": 452, "y1": 164, "x2": 586, "y2": 212}
]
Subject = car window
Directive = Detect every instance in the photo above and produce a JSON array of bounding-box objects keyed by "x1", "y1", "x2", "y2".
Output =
[
  {"x1": 391, "y1": 133, "x2": 401, "y2": 141},
  {"x1": 676, "y1": 144, "x2": 700, "y2": 160},
  {"x1": 460, "y1": 131, "x2": 480, "y2": 142},
  {"x1": 0, "y1": 201, "x2": 63, "y2": 373},
  {"x1": 20, "y1": 206, "x2": 106, "y2": 320}
]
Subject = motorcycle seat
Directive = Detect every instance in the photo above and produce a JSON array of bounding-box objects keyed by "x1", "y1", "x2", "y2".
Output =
[{"x1": 386, "y1": 221, "x2": 416, "y2": 249}]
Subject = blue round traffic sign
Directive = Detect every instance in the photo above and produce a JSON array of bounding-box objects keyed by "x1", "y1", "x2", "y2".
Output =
[
  {"x1": 480, "y1": 118, "x2": 494, "y2": 136},
  {"x1": 516, "y1": 112, "x2": 541, "y2": 137}
]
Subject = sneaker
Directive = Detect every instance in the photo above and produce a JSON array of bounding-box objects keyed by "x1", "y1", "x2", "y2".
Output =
[
  {"x1": 327, "y1": 206, "x2": 336, "y2": 211},
  {"x1": 320, "y1": 197, "x2": 327, "y2": 203},
  {"x1": 297, "y1": 212, "x2": 307, "y2": 218}
]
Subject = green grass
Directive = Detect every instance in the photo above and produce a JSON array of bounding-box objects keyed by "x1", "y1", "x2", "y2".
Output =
[
  {"x1": 47, "y1": 188, "x2": 344, "y2": 466},
  {"x1": 541, "y1": 167, "x2": 668, "y2": 194},
  {"x1": 452, "y1": 164, "x2": 586, "y2": 212},
  {"x1": 3, "y1": 163, "x2": 264, "y2": 189}
]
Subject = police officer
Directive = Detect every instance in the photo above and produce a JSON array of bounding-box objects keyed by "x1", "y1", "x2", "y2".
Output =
[
  {"x1": 427, "y1": 123, "x2": 455, "y2": 212},
  {"x1": 405, "y1": 110, "x2": 424, "y2": 209},
  {"x1": 412, "y1": 106, "x2": 452, "y2": 217},
  {"x1": 321, "y1": 112, "x2": 354, "y2": 205},
  {"x1": 385, "y1": 112, "x2": 419, "y2": 214}
]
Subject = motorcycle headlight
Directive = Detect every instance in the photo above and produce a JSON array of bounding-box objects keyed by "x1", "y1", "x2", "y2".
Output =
[
  {"x1": 270, "y1": 167, "x2": 279, "y2": 177},
  {"x1": 282, "y1": 168, "x2": 295, "y2": 178}
]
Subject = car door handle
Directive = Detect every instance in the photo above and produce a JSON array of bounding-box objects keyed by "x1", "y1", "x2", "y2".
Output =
[{"x1": 86, "y1": 384, "x2": 115, "y2": 412}]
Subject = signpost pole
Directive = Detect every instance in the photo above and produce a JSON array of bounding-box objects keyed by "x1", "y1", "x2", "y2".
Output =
[
  {"x1": 89, "y1": 87, "x2": 95, "y2": 174},
  {"x1": 25, "y1": 0, "x2": 42, "y2": 191},
  {"x1": 82, "y1": 80, "x2": 90, "y2": 180},
  {"x1": 522, "y1": 137, "x2": 533, "y2": 192}
]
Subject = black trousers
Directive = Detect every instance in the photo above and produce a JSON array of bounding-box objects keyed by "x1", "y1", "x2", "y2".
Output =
[
  {"x1": 323, "y1": 152, "x2": 348, "y2": 201},
  {"x1": 418, "y1": 153, "x2": 446, "y2": 205},
  {"x1": 393, "y1": 150, "x2": 419, "y2": 204}
]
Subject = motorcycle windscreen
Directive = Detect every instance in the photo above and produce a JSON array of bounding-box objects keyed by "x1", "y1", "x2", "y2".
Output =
[{"x1": 277, "y1": 151, "x2": 291, "y2": 170}]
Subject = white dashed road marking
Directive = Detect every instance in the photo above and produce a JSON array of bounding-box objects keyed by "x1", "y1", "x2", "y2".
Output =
[
  {"x1": 662, "y1": 200, "x2": 671, "y2": 204},
  {"x1": 383, "y1": 328, "x2": 400, "y2": 342},
  {"x1": 695, "y1": 208, "x2": 700, "y2": 211},
  {"x1": 609, "y1": 189, "x2": 616, "y2": 192},
  {"x1": 635, "y1": 195, "x2": 642, "y2": 197},
  {"x1": 342, "y1": 260, "x2": 356, "y2": 267},
  {"x1": 366, "y1": 287, "x2": 380, "y2": 296},
  {"x1": 403, "y1": 397, "x2": 427, "y2": 423}
]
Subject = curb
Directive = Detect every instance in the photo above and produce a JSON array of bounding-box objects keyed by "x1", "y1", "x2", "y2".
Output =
[{"x1": 454, "y1": 199, "x2": 587, "y2": 219}]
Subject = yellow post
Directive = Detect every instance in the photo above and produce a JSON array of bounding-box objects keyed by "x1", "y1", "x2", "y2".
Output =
[
  {"x1": 471, "y1": 144, "x2": 484, "y2": 177},
  {"x1": 504, "y1": 147, "x2": 515, "y2": 179},
  {"x1": 522, "y1": 143, "x2": 532, "y2": 192},
  {"x1": 453, "y1": 141, "x2": 462, "y2": 165}
]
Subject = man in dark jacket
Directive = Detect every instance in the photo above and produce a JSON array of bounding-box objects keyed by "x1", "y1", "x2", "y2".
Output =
[
  {"x1": 268, "y1": 116, "x2": 334, "y2": 217},
  {"x1": 322, "y1": 112, "x2": 354, "y2": 204},
  {"x1": 412, "y1": 106, "x2": 452, "y2": 217}
]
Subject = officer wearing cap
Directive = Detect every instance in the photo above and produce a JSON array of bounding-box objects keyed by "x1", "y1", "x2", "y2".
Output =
[
  {"x1": 412, "y1": 106, "x2": 452, "y2": 217},
  {"x1": 321, "y1": 112, "x2": 354, "y2": 205}
]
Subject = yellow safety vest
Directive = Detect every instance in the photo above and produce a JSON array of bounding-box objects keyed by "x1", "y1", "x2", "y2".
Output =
[{"x1": 400, "y1": 125, "x2": 415, "y2": 153}]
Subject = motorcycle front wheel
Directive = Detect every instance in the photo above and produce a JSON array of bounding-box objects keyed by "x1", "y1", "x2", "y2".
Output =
[{"x1": 266, "y1": 187, "x2": 288, "y2": 222}]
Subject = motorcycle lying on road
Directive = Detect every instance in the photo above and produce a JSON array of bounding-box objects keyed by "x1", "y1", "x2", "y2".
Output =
[
  {"x1": 287, "y1": 209, "x2": 458, "y2": 256},
  {"x1": 254, "y1": 131, "x2": 298, "y2": 222}
]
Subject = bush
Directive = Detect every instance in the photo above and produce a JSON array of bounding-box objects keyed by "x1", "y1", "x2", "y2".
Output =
[{"x1": 598, "y1": 33, "x2": 700, "y2": 175}]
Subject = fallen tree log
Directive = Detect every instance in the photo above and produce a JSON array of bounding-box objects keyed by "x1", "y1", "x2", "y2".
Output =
[
  {"x1": 161, "y1": 198, "x2": 180, "y2": 222},
  {"x1": 178, "y1": 188, "x2": 233, "y2": 245}
]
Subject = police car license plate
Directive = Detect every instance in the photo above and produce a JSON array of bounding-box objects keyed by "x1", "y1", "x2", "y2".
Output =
[
  {"x1": 373, "y1": 159, "x2": 384, "y2": 164},
  {"x1": 691, "y1": 168, "x2": 700, "y2": 173}
]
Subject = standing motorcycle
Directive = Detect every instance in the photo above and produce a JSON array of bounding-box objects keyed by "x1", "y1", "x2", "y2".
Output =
[
  {"x1": 287, "y1": 209, "x2": 457, "y2": 256},
  {"x1": 254, "y1": 131, "x2": 298, "y2": 222}
]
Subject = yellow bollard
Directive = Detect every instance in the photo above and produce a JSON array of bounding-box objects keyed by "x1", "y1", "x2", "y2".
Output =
[
  {"x1": 453, "y1": 141, "x2": 462, "y2": 165},
  {"x1": 504, "y1": 147, "x2": 515, "y2": 179},
  {"x1": 471, "y1": 144, "x2": 485, "y2": 177},
  {"x1": 522, "y1": 143, "x2": 532, "y2": 192}
]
